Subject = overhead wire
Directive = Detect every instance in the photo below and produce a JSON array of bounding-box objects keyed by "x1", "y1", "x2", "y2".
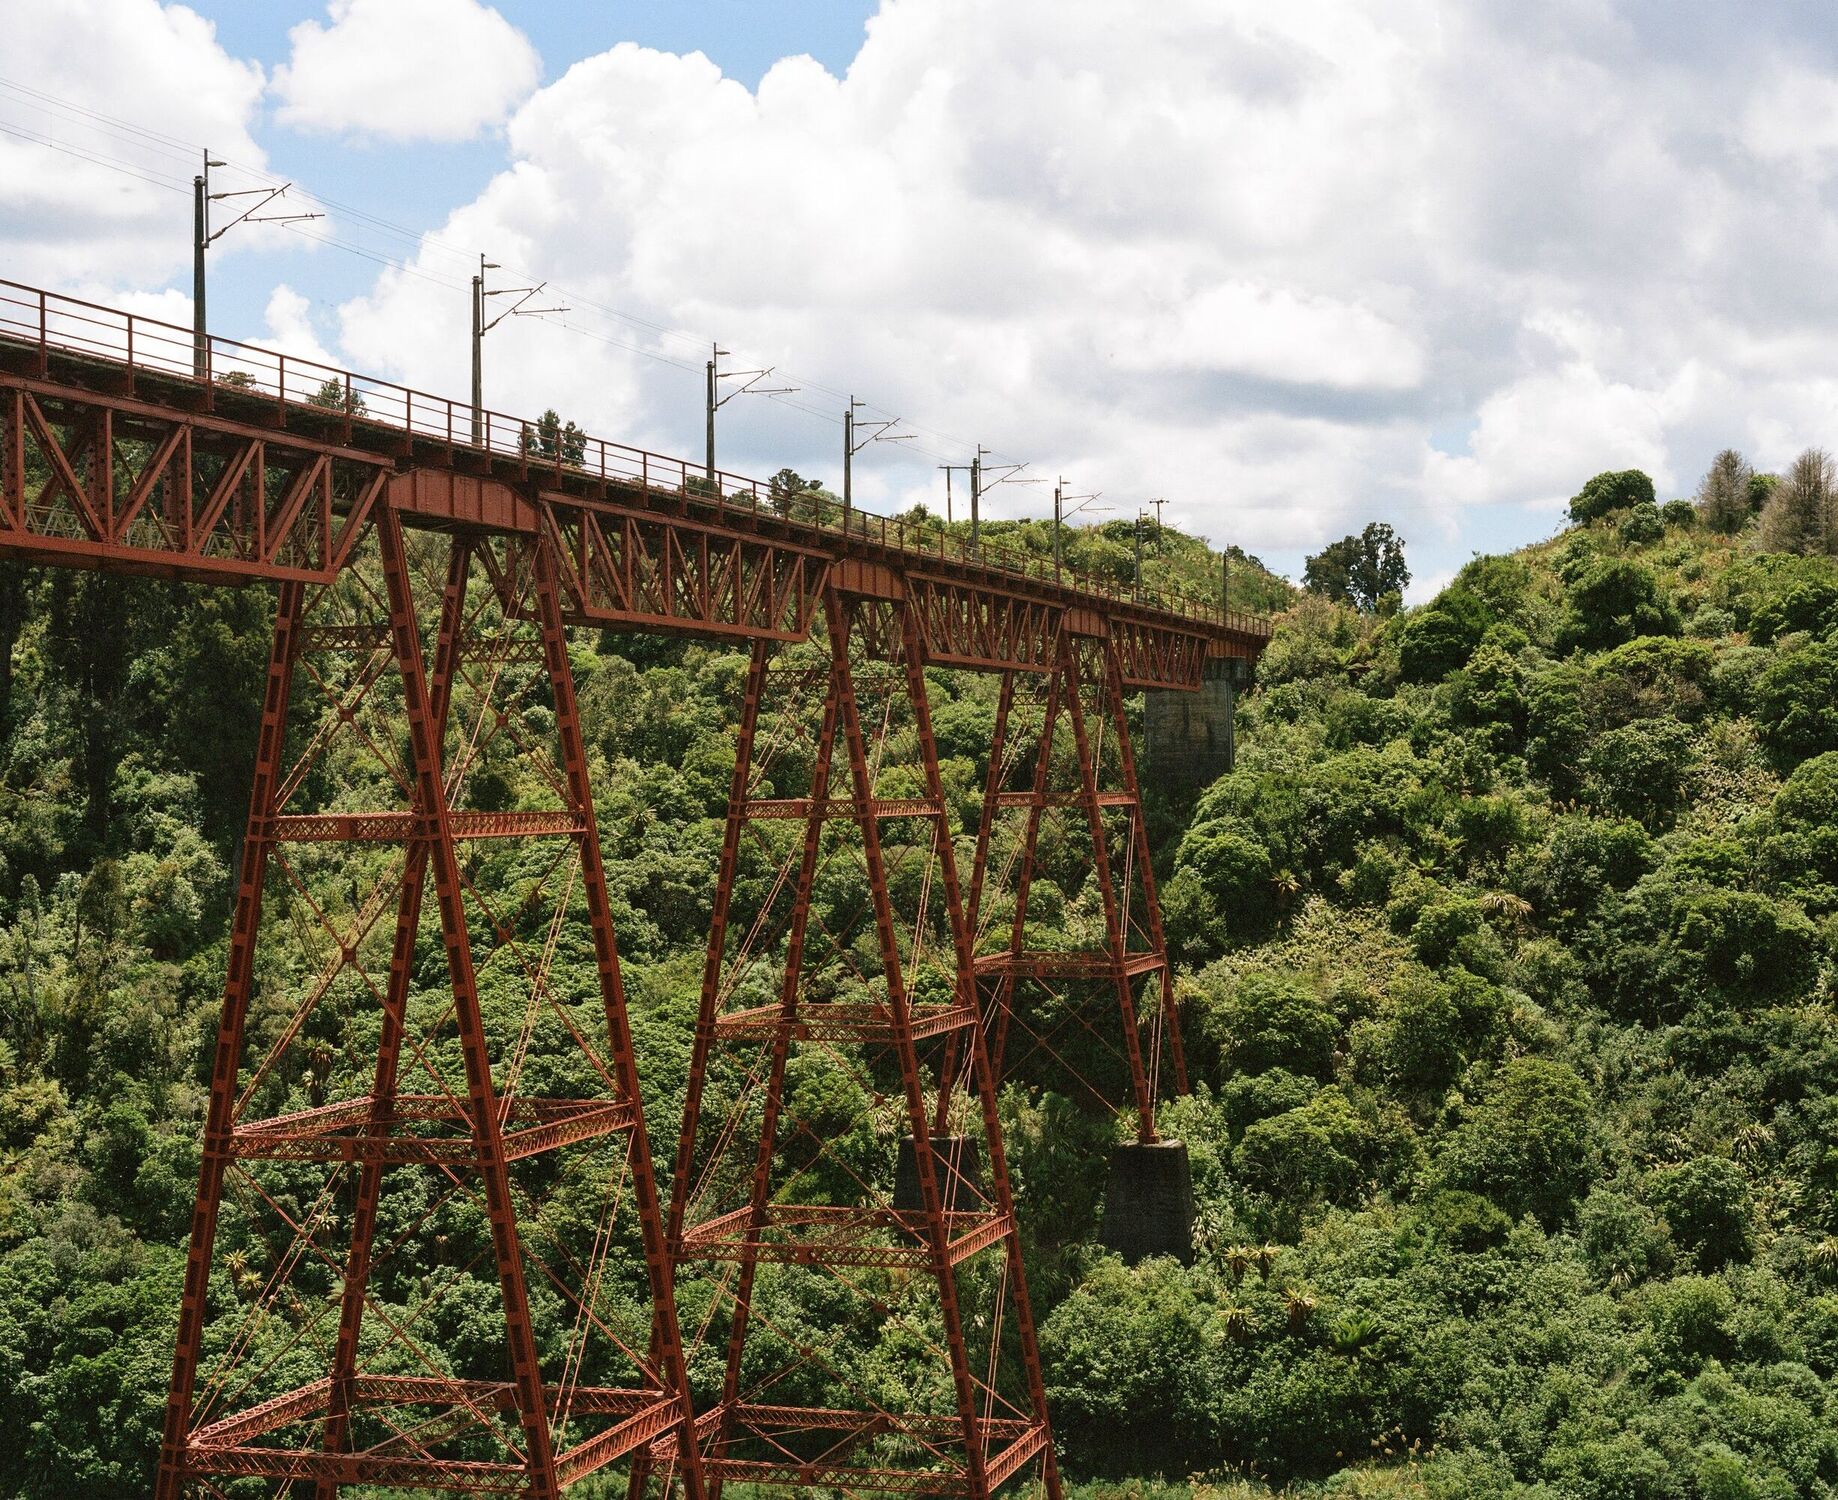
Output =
[{"x1": 0, "y1": 74, "x2": 1033, "y2": 477}]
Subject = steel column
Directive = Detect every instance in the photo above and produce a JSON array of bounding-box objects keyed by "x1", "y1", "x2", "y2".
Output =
[
  {"x1": 709, "y1": 634, "x2": 845, "y2": 1495},
  {"x1": 312, "y1": 539, "x2": 471, "y2": 1495},
  {"x1": 529, "y1": 534, "x2": 707, "y2": 1500},
  {"x1": 895, "y1": 603, "x2": 1061, "y2": 1500},
  {"x1": 831, "y1": 591, "x2": 990, "y2": 1496},
  {"x1": 157, "y1": 579, "x2": 307, "y2": 1500},
  {"x1": 1099, "y1": 639, "x2": 1189, "y2": 1097},
  {"x1": 1058, "y1": 637, "x2": 1159, "y2": 1143},
  {"x1": 375, "y1": 505, "x2": 560, "y2": 1496}
]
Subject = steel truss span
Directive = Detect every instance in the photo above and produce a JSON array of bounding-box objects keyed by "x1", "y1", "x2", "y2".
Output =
[{"x1": 0, "y1": 278, "x2": 1273, "y2": 1496}]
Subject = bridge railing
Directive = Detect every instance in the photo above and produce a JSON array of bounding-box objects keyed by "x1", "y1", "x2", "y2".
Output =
[{"x1": 0, "y1": 280, "x2": 1271, "y2": 641}]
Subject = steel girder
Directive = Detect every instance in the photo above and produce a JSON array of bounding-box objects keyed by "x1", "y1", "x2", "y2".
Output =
[{"x1": 0, "y1": 308, "x2": 1267, "y2": 688}]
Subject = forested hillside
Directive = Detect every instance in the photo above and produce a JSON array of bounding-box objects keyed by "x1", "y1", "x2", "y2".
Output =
[{"x1": 5, "y1": 457, "x2": 1838, "y2": 1499}]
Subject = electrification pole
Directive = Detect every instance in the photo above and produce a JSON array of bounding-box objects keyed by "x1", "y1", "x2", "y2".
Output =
[
  {"x1": 971, "y1": 447, "x2": 984, "y2": 556},
  {"x1": 192, "y1": 153, "x2": 217, "y2": 377},
  {"x1": 1052, "y1": 479, "x2": 1104, "y2": 582},
  {"x1": 470, "y1": 255, "x2": 498, "y2": 444},
  {"x1": 706, "y1": 345, "x2": 795, "y2": 485},
  {"x1": 470, "y1": 263, "x2": 566, "y2": 449},
  {"x1": 191, "y1": 149, "x2": 320, "y2": 382},
  {"x1": 843, "y1": 395, "x2": 911, "y2": 527}
]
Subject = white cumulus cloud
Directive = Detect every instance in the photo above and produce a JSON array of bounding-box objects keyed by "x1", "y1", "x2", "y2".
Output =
[
  {"x1": 28, "y1": 0, "x2": 1838, "y2": 592},
  {"x1": 0, "y1": 0, "x2": 265, "y2": 287},
  {"x1": 272, "y1": 0, "x2": 540, "y2": 143}
]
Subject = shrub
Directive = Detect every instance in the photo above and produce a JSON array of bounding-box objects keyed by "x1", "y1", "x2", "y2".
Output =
[
  {"x1": 1585, "y1": 635, "x2": 1714, "y2": 725},
  {"x1": 1569, "y1": 468, "x2": 1657, "y2": 524},
  {"x1": 1171, "y1": 822, "x2": 1278, "y2": 945},
  {"x1": 1579, "y1": 1187, "x2": 1671, "y2": 1283},
  {"x1": 1235, "y1": 1087, "x2": 1371, "y2": 1203},
  {"x1": 1748, "y1": 579, "x2": 1838, "y2": 644},
  {"x1": 1531, "y1": 815, "x2": 1655, "y2": 918},
  {"x1": 1583, "y1": 718, "x2": 1696, "y2": 828},
  {"x1": 1417, "y1": 1188, "x2": 1513, "y2": 1251},
  {"x1": 1211, "y1": 971, "x2": 1340, "y2": 1079},
  {"x1": 1648, "y1": 1156, "x2": 1754, "y2": 1269},
  {"x1": 1434, "y1": 1057, "x2": 1596, "y2": 1224},
  {"x1": 1448, "y1": 643, "x2": 1525, "y2": 745},
  {"x1": 1668, "y1": 886, "x2": 1816, "y2": 1009},
  {"x1": 1754, "y1": 639, "x2": 1838, "y2": 759},
  {"x1": 1557, "y1": 558, "x2": 1681, "y2": 653},
  {"x1": 1396, "y1": 588, "x2": 1491, "y2": 683},
  {"x1": 1661, "y1": 498, "x2": 1698, "y2": 529},
  {"x1": 1618, "y1": 502, "x2": 1665, "y2": 545}
]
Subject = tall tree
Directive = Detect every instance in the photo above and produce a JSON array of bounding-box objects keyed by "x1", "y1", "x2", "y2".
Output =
[
  {"x1": 523, "y1": 408, "x2": 587, "y2": 465},
  {"x1": 1304, "y1": 522, "x2": 1409, "y2": 612},
  {"x1": 1695, "y1": 448, "x2": 1754, "y2": 534},
  {"x1": 1760, "y1": 448, "x2": 1836, "y2": 555},
  {"x1": 306, "y1": 375, "x2": 366, "y2": 415},
  {"x1": 769, "y1": 467, "x2": 824, "y2": 518}
]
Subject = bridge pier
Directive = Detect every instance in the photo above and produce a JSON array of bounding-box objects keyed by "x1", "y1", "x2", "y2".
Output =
[{"x1": 1143, "y1": 654, "x2": 1253, "y2": 797}]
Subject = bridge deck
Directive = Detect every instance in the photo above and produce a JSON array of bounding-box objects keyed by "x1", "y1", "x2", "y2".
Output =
[{"x1": 0, "y1": 280, "x2": 1271, "y2": 685}]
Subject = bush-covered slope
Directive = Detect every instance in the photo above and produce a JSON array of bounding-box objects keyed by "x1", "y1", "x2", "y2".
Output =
[
  {"x1": 1066, "y1": 485, "x2": 1838, "y2": 1496},
  {"x1": 8, "y1": 477, "x2": 1838, "y2": 1498}
]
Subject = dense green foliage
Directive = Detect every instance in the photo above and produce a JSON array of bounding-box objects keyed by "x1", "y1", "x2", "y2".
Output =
[{"x1": 9, "y1": 467, "x2": 1838, "y2": 1498}]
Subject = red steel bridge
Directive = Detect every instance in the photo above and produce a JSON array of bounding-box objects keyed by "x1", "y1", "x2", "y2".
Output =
[{"x1": 0, "y1": 281, "x2": 1271, "y2": 1499}]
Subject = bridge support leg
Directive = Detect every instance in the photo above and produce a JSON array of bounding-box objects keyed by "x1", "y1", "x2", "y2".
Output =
[
  {"x1": 967, "y1": 633, "x2": 1188, "y2": 1145},
  {"x1": 661, "y1": 589, "x2": 1058, "y2": 1500},
  {"x1": 313, "y1": 539, "x2": 471, "y2": 1497},
  {"x1": 157, "y1": 512, "x2": 700, "y2": 1497},
  {"x1": 156, "y1": 579, "x2": 305, "y2": 1500}
]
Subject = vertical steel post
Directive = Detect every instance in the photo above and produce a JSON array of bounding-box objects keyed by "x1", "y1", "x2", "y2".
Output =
[
  {"x1": 471, "y1": 267, "x2": 484, "y2": 445},
  {"x1": 192, "y1": 162, "x2": 208, "y2": 381},
  {"x1": 705, "y1": 347, "x2": 718, "y2": 482},
  {"x1": 970, "y1": 452, "x2": 981, "y2": 558},
  {"x1": 629, "y1": 637, "x2": 769, "y2": 1500},
  {"x1": 1059, "y1": 637, "x2": 1158, "y2": 1142},
  {"x1": 156, "y1": 579, "x2": 304, "y2": 1500},
  {"x1": 313, "y1": 541, "x2": 471, "y2": 1496},
  {"x1": 708, "y1": 637, "x2": 844, "y2": 1496},
  {"x1": 898, "y1": 601, "x2": 1061, "y2": 1500},
  {"x1": 530, "y1": 534, "x2": 707, "y2": 1500},
  {"x1": 1100, "y1": 640, "x2": 1188, "y2": 1094},
  {"x1": 988, "y1": 659, "x2": 1064, "y2": 1083},
  {"x1": 833, "y1": 592, "x2": 988, "y2": 1497},
  {"x1": 375, "y1": 504, "x2": 561, "y2": 1497}
]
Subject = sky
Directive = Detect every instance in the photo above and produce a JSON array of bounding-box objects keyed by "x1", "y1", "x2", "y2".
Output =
[{"x1": 7, "y1": 1, "x2": 1838, "y2": 599}]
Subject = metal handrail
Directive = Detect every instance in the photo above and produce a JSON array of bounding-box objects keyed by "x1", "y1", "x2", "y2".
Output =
[{"x1": 0, "y1": 279, "x2": 1272, "y2": 639}]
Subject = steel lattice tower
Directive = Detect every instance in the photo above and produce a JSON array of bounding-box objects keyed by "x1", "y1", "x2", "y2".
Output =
[
  {"x1": 640, "y1": 589, "x2": 1060, "y2": 1498},
  {"x1": 155, "y1": 518, "x2": 701, "y2": 1497},
  {"x1": 969, "y1": 633, "x2": 1188, "y2": 1138}
]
